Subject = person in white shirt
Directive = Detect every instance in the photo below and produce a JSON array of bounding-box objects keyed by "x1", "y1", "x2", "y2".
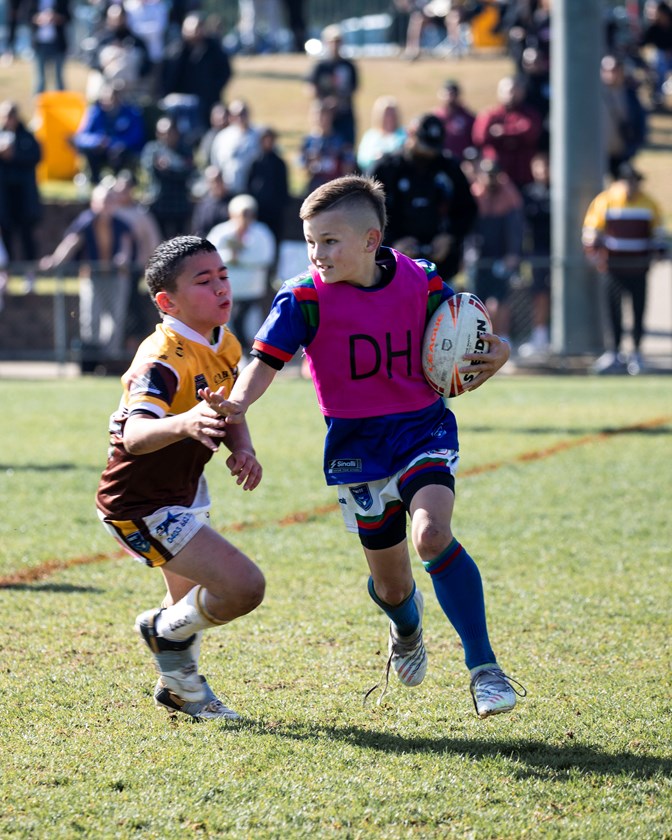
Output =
[{"x1": 207, "y1": 193, "x2": 275, "y2": 355}]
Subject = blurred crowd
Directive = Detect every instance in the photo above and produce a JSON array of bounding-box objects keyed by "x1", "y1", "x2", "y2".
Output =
[{"x1": 0, "y1": 0, "x2": 669, "y2": 371}]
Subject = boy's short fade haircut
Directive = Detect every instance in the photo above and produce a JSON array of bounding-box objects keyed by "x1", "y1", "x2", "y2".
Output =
[
  {"x1": 300, "y1": 175, "x2": 387, "y2": 234},
  {"x1": 145, "y1": 236, "x2": 218, "y2": 304}
]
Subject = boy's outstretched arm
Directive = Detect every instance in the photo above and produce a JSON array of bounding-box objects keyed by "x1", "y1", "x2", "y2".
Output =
[
  {"x1": 460, "y1": 333, "x2": 511, "y2": 393},
  {"x1": 200, "y1": 357, "x2": 279, "y2": 423}
]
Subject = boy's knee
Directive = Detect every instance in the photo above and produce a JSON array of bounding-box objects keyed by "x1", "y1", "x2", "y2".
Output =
[{"x1": 413, "y1": 516, "x2": 452, "y2": 560}]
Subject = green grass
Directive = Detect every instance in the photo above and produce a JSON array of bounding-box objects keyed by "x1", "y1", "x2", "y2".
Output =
[{"x1": 1, "y1": 375, "x2": 671, "y2": 838}]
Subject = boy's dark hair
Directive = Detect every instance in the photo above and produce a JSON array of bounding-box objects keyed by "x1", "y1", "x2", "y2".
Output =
[
  {"x1": 145, "y1": 236, "x2": 217, "y2": 305},
  {"x1": 300, "y1": 175, "x2": 387, "y2": 234}
]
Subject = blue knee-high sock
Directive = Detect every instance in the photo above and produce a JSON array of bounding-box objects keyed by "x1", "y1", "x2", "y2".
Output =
[
  {"x1": 367, "y1": 577, "x2": 419, "y2": 637},
  {"x1": 422, "y1": 538, "x2": 495, "y2": 669}
]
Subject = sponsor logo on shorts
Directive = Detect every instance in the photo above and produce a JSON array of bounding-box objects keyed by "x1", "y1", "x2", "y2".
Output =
[
  {"x1": 156, "y1": 511, "x2": 192, "y2": 544},
  {"x1": 349, "y1": 483, "x2": 373, "y2": 511},
  {"x1": 127, "y1": 531, "x2": 151, "y2": 554},
  {"x1": 329, "y1": 458, "x2": 362, "y2": 473}
]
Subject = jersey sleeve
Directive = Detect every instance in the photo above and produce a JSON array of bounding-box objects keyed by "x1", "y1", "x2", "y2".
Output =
[
  {"x1": 251, "y1": 276, "x2": 316, "y2": 365},
  {"x1": 124, "y1": 359, "x2": 179, "y2": 419}
]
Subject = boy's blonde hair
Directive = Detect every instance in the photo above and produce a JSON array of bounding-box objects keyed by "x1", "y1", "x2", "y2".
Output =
[{"x1": 300, "y1": 175, "x2": 387, "y2": 234}]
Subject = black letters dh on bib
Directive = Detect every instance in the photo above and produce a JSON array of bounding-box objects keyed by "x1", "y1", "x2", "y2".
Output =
[{"x1": 350, "y1": 332, "x2": 412, "y2": 380}]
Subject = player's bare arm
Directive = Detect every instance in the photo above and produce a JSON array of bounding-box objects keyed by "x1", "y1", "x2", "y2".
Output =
[
  {"x1": 200, "y1": 357, "x2": 279, "y2": 424},
  {"x1": 460, "y1": 334, "x2": 511, "y2": 393},
  {"x1": 123, "y1": 401, "x2": 228, "y2": 455},
  {"x1": 222, "y1": 420, "x2": 263, "y2": 491}
]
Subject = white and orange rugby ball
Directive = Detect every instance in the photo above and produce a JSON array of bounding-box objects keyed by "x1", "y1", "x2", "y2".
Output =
[{"x1": 422, "y1": 293, "x2": 493, "y2": 397}]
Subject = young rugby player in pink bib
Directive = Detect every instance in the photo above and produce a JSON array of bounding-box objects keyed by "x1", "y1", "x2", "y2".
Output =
[{"x1": 203, "y1": 175, "x2": 526, "y2": 718}]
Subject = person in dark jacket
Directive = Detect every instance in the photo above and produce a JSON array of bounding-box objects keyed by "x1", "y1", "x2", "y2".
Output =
[
  {"x1": 0, "y1": 100, "x2": 42, "y2": 279},
  {"x1": 27, "y1": 0, "x2": 70, "y2": 93},
  {"x1": 161, "y1": 13, "x2": 232, "y2": 133},
  {"x1": 371, "y1": 113, "x2": 478, "y2": 280}
]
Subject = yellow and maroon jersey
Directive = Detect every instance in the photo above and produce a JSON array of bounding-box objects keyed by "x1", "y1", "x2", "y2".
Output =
[{"x1": 96, "y1": 315, "x2": 241, "y2": 520}]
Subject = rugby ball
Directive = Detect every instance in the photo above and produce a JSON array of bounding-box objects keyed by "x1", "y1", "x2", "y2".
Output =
[{"x1": 422, "y1": 293, "x2": 492, "y2": 397}]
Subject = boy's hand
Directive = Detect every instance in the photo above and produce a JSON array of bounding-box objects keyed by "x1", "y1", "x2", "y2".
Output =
[
  {"x1": 460, "y1": 333, "x2": 510, "y2": 392},
  {"x1": 226, "y1": 448, "x2": 262, "y2": 491},
  {"x1": 199, "y1": 386, "x2": 247, "y2": 424},
  {"x1": 183, "y1": 400, "x2": 229, "y2": 452}
]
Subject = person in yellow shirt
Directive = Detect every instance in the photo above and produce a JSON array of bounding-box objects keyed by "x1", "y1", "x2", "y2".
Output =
[{"x1": 582, "y1": 162, "x2": 667, "y2": 375}]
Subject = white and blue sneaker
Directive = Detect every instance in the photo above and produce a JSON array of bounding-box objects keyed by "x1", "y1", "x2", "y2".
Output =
[
  {"x1": 154, "y1": 676, "x2": 240, "y2": 721},
  {"x1": 135, "y1": 608, "x2": 204, "y2": 702},
  {"x1": 388, "y1": 588, "x2": 428, "y2": 687},
  {"x1": 469, "y1": 664, "x2": 526, "y2": 718},
  {"x1": 365, "y1": 589, "x2": 427, "y2": 705}
]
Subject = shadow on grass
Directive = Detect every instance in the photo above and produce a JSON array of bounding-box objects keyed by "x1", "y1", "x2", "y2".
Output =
[
  {"x1": 469, "y1": 425, "x2": 671, "y2": 436},
  {"x1": 0, "y1": 582, "x2": 104, "y2": 592},
  {"x1": 238, "y1": 721, "x2": 671, "y2": 781}
]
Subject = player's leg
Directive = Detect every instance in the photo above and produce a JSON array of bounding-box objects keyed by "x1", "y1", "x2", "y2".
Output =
[
  {"x1": 408, "y1": 482, "x2": 525, "y2": 717},
  {"x1": 364, "y1": 539, "x2": 428, "y2": 692}
]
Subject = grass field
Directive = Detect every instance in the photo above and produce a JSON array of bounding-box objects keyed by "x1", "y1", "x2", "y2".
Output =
[{"x1": 1, "y1": 374, "x2": 671, "y2": 838}]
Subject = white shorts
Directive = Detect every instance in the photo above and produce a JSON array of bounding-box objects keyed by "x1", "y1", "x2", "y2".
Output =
[
  {"x1": 98, "y1": 476, "x2": 212, "y2": 568},
  {"x1": 336, "y1": 448, "x2": 459, "y2": 547}
]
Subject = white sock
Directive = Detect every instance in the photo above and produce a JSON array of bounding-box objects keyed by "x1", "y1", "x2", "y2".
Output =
[{"x1": 155, "y1": 586, "x2": 228, "y2": 640}]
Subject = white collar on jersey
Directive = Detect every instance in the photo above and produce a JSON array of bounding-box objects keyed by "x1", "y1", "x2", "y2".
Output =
[{"x1": 162, "y1": 314, "x2": 223, "y2": 349}]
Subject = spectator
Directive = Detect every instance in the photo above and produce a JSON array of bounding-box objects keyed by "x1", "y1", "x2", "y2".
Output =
[
  {"x1": 85, "y1": 4, "x2": 153, "y2": 104},
  {"x1": 582, "y1": 162, "x2": 667, "y2": 376},
  {"x1": 2, "y1": 0, "x2": 24, "y2": 65},
  {"x1": 27, "y1": 0, "x2": 70, "y2": 93},
  {"x1": 432, "y1": 78, "x2": 476, "y2": 160},
  {"x1": 472, "y1": 74, "x2": 544, "y2": 189},
  {"x1": 196, "y1": 102, "x2": 230, "y2": 169},
  {"x1": 356, "y1": 95, "x2": 407, "y2": 175},
  {"x1": 0, "y1": 101, "x2": 42, "y2": 288},
  {"x1": 281, "y1": 0, "x2": 307, "y2": 52},
  {"x1": 299, "y1": 100, "x2": 356, "y2": 196},
  {"x1": 600, "y1": 54, "x2": 647, "y2": 179},
  {"x1": 161, "y1": 12, "x2": 233, "y2": 132},
  {"x1": 206, "y1": 193, "x2": 276, "y2": 355},
  {"x1": 519, "y1": 150, "x2": 552, "y2": 358},
  {"x1": 246, "y1": 126, "x2": 290, "y2": 262},
  {"x1": 39, "y1": 182, "x2": 136, "y2": 357},
  {"x1": 190, "y1": 165, "x2": 231, "y2": 237},
  {"x1": 371, "y1": 112, "x2": 478, "y2": 280},
  {"x1": 123, "y1": 0, "x2": 169, "y2": 67},
  {"x1": 639, "y1": 0, "x2": 672, "y2": 110},
  {"x1": 210, "y1": 99, "x2": 261, "y2": 197},
  {"x1": 305, "y1": 24, "x2": 359, "y2": 146},
  {"x1": 140, "y1": 115, "x2": 196, "y2": 239},
  {"x1": 237, "y1": 0, "x2": 283, "y2": 53},
  {"x1": 109, "y1": 170, "x2": 162, "y2": 348},
  {"x1": 465, "y1": 157, "x2": 523, "y2": 342},
  {"x1": 72, "y1": 83, "x2": 146, "y2": 184}
]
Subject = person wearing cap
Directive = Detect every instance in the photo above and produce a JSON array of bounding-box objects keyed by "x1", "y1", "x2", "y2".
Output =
[
  {"x1": 206, "y1": 194, "x2": 276, "y2": 356},
  {"x1": 370, "y1": 112, "x2": 478, "y2": 280},
  {"x1": 432, "y1": 79, "x2": 476, "y2": 160},
  {"x1": 582, "y1": 162, "x2": 668, "y2": 375}
]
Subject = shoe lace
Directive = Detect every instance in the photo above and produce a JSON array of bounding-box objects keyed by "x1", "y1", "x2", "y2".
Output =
[
  {"x1": 362, "y1": 630, "x2": 423, "y2": 708},
  {"x1": 469, "y1": 668, "x2": 527, "y2": 710}
]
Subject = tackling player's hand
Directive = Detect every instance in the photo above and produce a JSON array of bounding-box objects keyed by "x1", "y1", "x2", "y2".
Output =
[
  {"x1": 459, "y1": 333, "x2": 510, "y2": 392},
  {"x1": 226, "y1": 448, "x2": 262, "y2": 490},
  {"x1": 199, "y1": 386, "x2": 247, "y2": 424}
]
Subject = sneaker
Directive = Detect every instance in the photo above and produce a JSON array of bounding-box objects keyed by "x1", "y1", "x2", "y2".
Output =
[
  {"x1": 626, "y1": 352, "x2": 643, "y2": 376},
  {"x1": 388, "y1": 589, "x2": 428, "y2": 687},
  {"x1": 154, "y1": 676, "x2": 240, "y2": 721},
  {"x1": 591, "y1": 351, "x2": 624, "y2": 375},
  {"x1": 469, "y1": 664, "x2": 527, "y2": 719},
  {"x1": 364, "y1": 589, "x2": 427, "y2": 706},
  {"x1": 135, "y1": 608, "x2": 205, "y2": 702}
]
